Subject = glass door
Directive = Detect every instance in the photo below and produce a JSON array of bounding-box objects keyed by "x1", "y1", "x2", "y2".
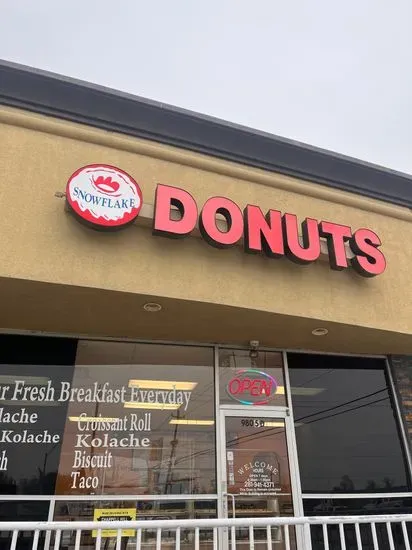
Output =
[{"x1": 219, "y1": 409, "x2": 300, "y2": 550}]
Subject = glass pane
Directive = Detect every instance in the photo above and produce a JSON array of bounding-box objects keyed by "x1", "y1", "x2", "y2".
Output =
[
  {"x1": 288, "y1": 353, "x2": 410, "y2": 493},
  {"x1": 224, "y1": 416, "x2": 296, "y2": 550},
  {"x1": 225, "y1": 416, "x2": 292, "y2": 502},
  {"x1": 55, "y1": 341, "x2": 216, "y2": 495},
  {"x1": 226, "y1": 417, "x2": 293, "y2": 508},
  {"x1": 53, "y1": 499, "x2": 217, "y2": 550},
  {"x1": 219, "y1": 350, "x2": 286, "y2": 406},
  {"x1": 0, "y1": 335, "x2": 77, "y2": 495},
  {"x1": 0, "y1": 500, "x2": 50, "y2": 550},
  {"x1": 391, "y1": 356, "x2": 412, "y2": 453},
  {"x1": 305, "y1": 498, "x2": 412, "y2": 550}
]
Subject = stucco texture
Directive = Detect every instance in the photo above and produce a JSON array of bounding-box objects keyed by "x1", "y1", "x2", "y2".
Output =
[{"x1": 0, "y1": 106, "x2": 411, "y2": 352}]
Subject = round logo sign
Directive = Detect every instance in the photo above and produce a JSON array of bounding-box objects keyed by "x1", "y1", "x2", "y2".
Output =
[
  {"x1": 227, "y1": 369, "x2": 278, "y2": 405},
  {"x1": 66, "y1": 164, "x2": 143, "y2": 230}
]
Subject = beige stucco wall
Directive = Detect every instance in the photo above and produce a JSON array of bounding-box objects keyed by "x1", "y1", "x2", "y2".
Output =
[{"x1": 1, "y1": 105, "x2": 412, "y2": 351}]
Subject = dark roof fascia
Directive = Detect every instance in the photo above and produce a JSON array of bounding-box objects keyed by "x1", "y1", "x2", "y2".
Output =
[{"x1": 1, "y1": 59, "x2": 412, "y2": 209}]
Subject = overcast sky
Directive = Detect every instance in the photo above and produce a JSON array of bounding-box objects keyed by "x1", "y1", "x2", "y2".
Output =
[{"x1": 1, "y1": 0, "x2": 412, "y2": 175}]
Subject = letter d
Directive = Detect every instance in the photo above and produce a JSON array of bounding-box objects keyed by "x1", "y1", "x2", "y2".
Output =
[{"x1": 153, "y1": 184, "x2": 198, "y2": 238}]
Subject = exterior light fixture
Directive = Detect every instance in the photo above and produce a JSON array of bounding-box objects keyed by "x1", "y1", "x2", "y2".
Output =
[
  {"x1": 249, "y1": 339, "x2": 259, "y2": 359},
  {"x1": 311, "y1": 328, "x2": 329, "y2": 336},
  {"x1": 143, "y1": 302, "x2": 162, "y2": 312}
]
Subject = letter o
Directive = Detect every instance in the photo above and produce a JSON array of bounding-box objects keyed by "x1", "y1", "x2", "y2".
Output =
[
  {"x1": 228, "y1": 378, "x2": 241, "y2": 395},
  {"x1": 199, "y1": 197, "x2": 244, "y2": 248}
]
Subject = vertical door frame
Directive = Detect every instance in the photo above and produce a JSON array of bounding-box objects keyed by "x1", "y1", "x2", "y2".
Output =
[
  {"x1": 217, "y1": 407, "x2": 301, "y2": 517},
  {"x1": 214, "y1": 347, "x2": 306, "y2": 548}
]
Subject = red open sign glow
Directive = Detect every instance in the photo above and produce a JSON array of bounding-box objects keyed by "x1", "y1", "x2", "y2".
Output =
[{"x1": 227, "y1": 369, "x2": 278, "y2": 405}]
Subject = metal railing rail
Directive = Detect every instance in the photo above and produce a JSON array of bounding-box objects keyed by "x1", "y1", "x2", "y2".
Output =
[
  {"x1": 0, "y1": 514, "x2": 411, "y2": 550},
  {"x1": 3, "y1": 514, "x2": 412, "y2": 528}
]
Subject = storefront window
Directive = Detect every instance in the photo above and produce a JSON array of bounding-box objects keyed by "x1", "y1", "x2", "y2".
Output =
[
  {"x1": 219, "y1": 350, "x2": 286, "y2": 406},
  {"x1": 53, "y1": 499, "x2": 216, "y2": 550},
  {"x1": 305, "y1": 498, "x2": 412, "y2": 550},
  {"x1": 54, "y1": 498, "x2": 217, "y2": 521},
  {"x1": 288, "y1": 353, "x2": 411, "y2": 494},
  {"x1": 0, "y1": 337, "x2": 215, "y2": 499},
  {"x1": 0, "y1": 500, "x2": 50, "y2": 550},
  {"x1": 56, "y1": 341, "x2": 216, "y2": 496},
  {"x1": 0, "y1": 335, "x2": 77, "y2": 495},
  {"x1": 390, "y1": 355, "x2": 412, "y2": 454}
]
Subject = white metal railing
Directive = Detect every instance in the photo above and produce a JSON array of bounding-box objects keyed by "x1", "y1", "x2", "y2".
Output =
[{"x1": 0, "y1": 514, "x2": 411, "y2": 550}]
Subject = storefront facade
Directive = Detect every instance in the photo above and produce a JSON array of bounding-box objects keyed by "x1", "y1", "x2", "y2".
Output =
[{"x1": 1, "y1": 60, "x2": 412, "y2": 549}]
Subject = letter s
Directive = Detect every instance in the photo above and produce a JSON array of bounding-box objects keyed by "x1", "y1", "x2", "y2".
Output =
[{"x1": 349, "y1": 228, "x2": 386, "y2": 277}]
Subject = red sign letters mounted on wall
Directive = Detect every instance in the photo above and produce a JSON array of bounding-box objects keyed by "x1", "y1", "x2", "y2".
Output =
[
  {"x1": 152, "y1": 184, "x2": 386, "y2": 278},
  {"x1": 66, "y1": 166, "x2": 386, "y2": 278}
]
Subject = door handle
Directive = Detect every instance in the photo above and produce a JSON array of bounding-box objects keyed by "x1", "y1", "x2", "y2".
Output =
[{"x1": 223, "y1": 492, "x2": 236, "y2": 518}]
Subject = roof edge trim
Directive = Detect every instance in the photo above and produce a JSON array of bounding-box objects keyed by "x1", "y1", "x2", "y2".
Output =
[{"x1": 1, "y1": 59, "x2": 412, "y2": 209}]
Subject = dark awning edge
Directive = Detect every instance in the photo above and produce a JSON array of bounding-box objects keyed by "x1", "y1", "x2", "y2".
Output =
[{"x1": 1, "y1": 59, "x2": 412, "y2": 210}]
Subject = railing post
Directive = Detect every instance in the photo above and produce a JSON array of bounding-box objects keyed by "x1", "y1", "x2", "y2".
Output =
[
  {"x1": 249, "y1": 525, "x2": 254, "y2": 550},
  {"x1": 371, "y1": 523, "x2": 379, "y2": 550},
  {"x1": 74, "y1": 529, "x2": 81, "y2": 550},
  {"x1": 95, "y1": 528, "x2": 102, "y2": 550},
  {"x1": 31, "y1": 530, "x2": 40, "y2": 550},
  {"x1": 339, "y1": 523, "x2": 346, "y2": 550},
  {"x1": 354, "y1": 523, "x2": 362, "y2": 550},
  {"x1": 386, "y1": 522, "x2": 395, "y2": 550},
  {"x1": 10, "y1": 530, "x2": 18, "y2": 550},
  {"x1": 53, "y1": 529, "x2": 61, "y2": 550},
  {"x1": 401, "y1": 521, "x2": 411, "y2": 550},
  {"x1": 322, "y1": 523, "x2": 329, "y2": 550},
  {"x1": 284, "y1": 524, "x2": 290, "y2": 550},
  {"x1": 302, "y1": 523, "x2": 312, "y2": 550},
  {"x1": 156, "y1": 527, "x2": 161, "y2": 550},
  {"x1": 266, "y1": 524, "x2": 273, "y2": 550},
  {"x1": 115, "y1": 528, "x2": 122, "y2": 550}
]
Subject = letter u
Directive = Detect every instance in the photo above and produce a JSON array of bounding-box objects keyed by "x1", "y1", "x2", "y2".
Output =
[{"x1": 283, "y1": 214, "x2": 321, "y2": 264}]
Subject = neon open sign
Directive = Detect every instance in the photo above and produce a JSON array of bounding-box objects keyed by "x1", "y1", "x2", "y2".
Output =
[{"x1": 227, "y1": 369, "x2": 278, "y2": 405}]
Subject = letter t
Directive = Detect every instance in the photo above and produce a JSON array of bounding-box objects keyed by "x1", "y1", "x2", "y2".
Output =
[{"x1": 319, "y1": 221, "x2": 352, "y2": 270}]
